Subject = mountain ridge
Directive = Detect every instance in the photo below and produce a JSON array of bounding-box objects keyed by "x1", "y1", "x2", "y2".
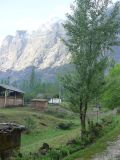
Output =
[{"x1": 0, "y1": 19, "x2": 120, "y2": 82}]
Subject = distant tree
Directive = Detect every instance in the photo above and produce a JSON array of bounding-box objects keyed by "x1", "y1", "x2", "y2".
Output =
[
  {"x1": 102, "y1": 64, "x2": 120, "y2": 109},
  {"x1": 0, "y1": 79, "x2": 4, "y2": 84},
  {"x1": 0, "y1": 77, "x2": 10, "y2": 85},
  {"x1": 29, "y1": 66, "x2": 36, "y2": 89},
  {"x1": 12, "y1": 81, "x2": 18, "y2": 87},
  {"x1": 62, "y1": 0, "x2": 120, "y2": 138}
]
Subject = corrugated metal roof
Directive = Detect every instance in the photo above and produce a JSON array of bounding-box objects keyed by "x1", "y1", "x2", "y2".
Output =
[{"x1": 0, "y1": 84, "x2": 25, "y2": 93}]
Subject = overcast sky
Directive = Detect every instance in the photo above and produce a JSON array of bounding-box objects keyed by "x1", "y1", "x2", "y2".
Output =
[{"x1": 0, "y1": 0, "x2": 118, "y2": 40}]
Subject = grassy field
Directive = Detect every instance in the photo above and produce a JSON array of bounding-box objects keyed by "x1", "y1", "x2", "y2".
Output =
[
  {"x1": 64, "y1": 115, "x2": 120, "y2": 160},
  {"x1": 0, "y1": 106, "x2": 120, "y2": 160},
  {"x1": 0, "y1": 106, "x2": 80, "y2": 153}
]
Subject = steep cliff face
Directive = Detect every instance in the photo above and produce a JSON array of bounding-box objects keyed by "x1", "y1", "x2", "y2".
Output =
[
  {"x1": 0, "y1": 31, "x2": 28, "y2": 71},
  {"x1": 0, "y1": 19, "x2": 119, "y2": 82},
  {"x1": 0, "y1": 20, "x2": 69, "y2": 74}
]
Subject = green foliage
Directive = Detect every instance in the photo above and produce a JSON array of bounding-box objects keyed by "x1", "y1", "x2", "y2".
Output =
[
  {"x1": 15, "y1": 115, "x2": 117, "y2": 160},
  {"x1": 58, "y1": 122, "x2": 73, "y2": 130},
  {"x1": 24, "y1": 117, "x2": 36, "y2": 134},
  {"x1": 64, "y1": 117, "x2": 120, "y2": 160},
  {"x1": 87, "y1": 121, "x2": 103, "y2": 143},
  {"x1": 0, "y1": 68, "x2": 60, "y2": 103},
  {"x1": 47, "y1": 147, "x2": 69, "y2": 160},
  {"x1": 117, "y1": 108, "x2": 120, "y2": 114},
  {"x1": 20, "y1": 79, "x2": 60, "y2": 102},
  {"x1": 0, "y1": 77, "x2": 10, "y2": 85},
  {"x1": 63, "y1": 0, "x2": 120, "y2": 102},
  {"x1": 24, "y1": 92, "x2": 36, "y2": 102},
  {"x1": 15, "y1": 146, "x2": 70, "y2": 160},
  {"x1": 12, "y1": 81, "x2": 18, "y2": 87},
  {"x1": 30, "y1": 66, "x2": 36, "y2": 88},
  {"x1": 62, "y1": 0, "x2": 120, "y2": 135},
  {"x1": 48, "y1": 148, "x2": 63, "y2": 159},
  {"x1": 102, "y1": 64, "x2": 120, "y2": 109}
]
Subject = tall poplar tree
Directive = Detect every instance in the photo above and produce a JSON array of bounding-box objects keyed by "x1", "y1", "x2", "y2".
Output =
[
  {"x1": 63, "y1": 0, "x2": 120, "y2": 138},
  {"x1": 30, "y1": 66, "x2": 36, "y2": 89}
]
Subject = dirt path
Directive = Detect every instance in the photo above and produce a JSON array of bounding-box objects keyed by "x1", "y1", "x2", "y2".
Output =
[{"x1": 92, "y1": 136, "x2": 120, "y2": 160}]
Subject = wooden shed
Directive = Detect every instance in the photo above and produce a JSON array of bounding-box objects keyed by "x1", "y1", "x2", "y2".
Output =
[
  {"x1": 0, "y1": 84, "x2": 24, "y2": 108},
  {"x1": 30, "y1": 99, "x2": 48, "y2": 110},
  {"x1": 0, "y1": 123, "x2": 25, "y2": 160}
]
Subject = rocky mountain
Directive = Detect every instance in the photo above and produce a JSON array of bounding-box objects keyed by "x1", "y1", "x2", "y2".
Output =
[
  {"x1": 0, "y1": 19, "x2": 69, "y2": 82},
  {"x1": 0, "y1": 19, "x2": 120, "y2": 83},
  {"x1": 0, "y1": 31, "x2": 28, "y2": 71}
]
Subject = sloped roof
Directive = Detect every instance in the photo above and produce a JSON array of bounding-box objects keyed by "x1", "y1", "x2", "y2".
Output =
[
  {"x1": 0, "y1": 84, "x2": 25, "y2": 93},
  {"x1": 31, "y1": 99, "x2": 48, "y2": 102}
]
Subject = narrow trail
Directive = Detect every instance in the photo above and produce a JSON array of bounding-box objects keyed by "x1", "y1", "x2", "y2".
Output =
[{"x1": 92, "y1": 136, "x2": 120, "y2": 160}]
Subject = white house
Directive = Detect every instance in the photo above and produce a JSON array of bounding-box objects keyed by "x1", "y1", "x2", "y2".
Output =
[{"x1": 49, "y1": 98, "x2": 61, "y2": 105}]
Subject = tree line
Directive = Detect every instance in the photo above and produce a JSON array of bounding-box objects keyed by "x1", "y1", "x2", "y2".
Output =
[{"x1": 0, "y1": 67, "x2": 60, "y2": 102}]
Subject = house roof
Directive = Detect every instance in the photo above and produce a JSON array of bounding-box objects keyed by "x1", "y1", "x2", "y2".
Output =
[
  {"x1": 0, "y1": 84, "x2": 25, "y2": 93},
  {"x1": 31, "y1": 99, "x2": 48, "y2": 102}
]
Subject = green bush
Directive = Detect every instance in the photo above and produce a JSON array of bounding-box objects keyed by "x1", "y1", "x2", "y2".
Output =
[
  {"x1": 58, "y1": 122, "x2": 73, "y2": 130},
  {"x1": 88, "y1": 120, "x2": 102, "y2": 138},
  {"x1": 101, "y1": 64, "x2": 120, "y2": 109},
  {"x1": 24, "y1": 117, "x2": 36, "y2": 134},
  {"x1": 117, "y1": 108, "x2": 120, "y2": 114},
  {"x1": 48, "y1": 149, "x2": 62, "y2": 160}
]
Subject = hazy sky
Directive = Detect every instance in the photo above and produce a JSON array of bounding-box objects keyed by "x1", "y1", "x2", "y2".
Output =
[
  {"x1": 0, "y1": 0, "x2": 73, "y2": 39},
  {"x1": 0, "y1": 0, "x2": 118, "y2": 40}
]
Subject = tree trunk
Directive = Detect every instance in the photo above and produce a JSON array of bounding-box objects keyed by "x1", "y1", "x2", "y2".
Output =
[{"x1": 79, "y1": 101, "x2": 87, "y2": 140}]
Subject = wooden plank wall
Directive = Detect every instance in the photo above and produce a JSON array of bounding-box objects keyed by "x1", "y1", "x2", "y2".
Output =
[
  {"x1": 0, "y1": 97, "x2": 23, "y2": 107},
  {"x1": 31, "y1": 101, "x2": 48, "y2": 110}
]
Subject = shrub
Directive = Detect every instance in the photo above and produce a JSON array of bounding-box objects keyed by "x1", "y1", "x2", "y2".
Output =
[
  {"x1": 58, "y1": 122, "x2": 73, "y2": 130},
  {"x1": 101, "y1": 116, "x2": 113, "y2": 125},
  {"x1": 24, "y1": 117, "x2": 36, "y2": 134},
  {"x1": 117, "y1": 108, "x2": 120, "y2": 114},
  {"x1": 52, "y1": 149, "x2": 62, "y2": 159},
  {"x1": 88, "y1": 120, "x2": 102, "y2": 138}
]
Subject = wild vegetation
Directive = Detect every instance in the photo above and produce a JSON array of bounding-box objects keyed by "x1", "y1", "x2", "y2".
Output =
[
  {"x1": 102, "y1": 64, "x2": 120, "y2": 109},
  {"x1": 0, "y1": 66, "x2": 60, "y2": 102},
  {"x1": 0, "y1": 0, "x2": 120, "y2": 160},
  {"x1": 62, "y1": 0, "x2": 120, "y2": 139},
  {"x1": 0, "y1": 106, "x2": 119, "y2": 160}
]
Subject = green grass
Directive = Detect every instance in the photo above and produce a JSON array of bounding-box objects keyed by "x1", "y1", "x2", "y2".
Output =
[
  {"x1": 0, "y1": 107, "x2": 80, "y2": 153},
  {"x1": 64, "y1": 115, "x2": 120, "y2": 160},
  {"x1": 0, "y1": 107, "x2": 120, "y2": 160},
  {"x1": 21, "y1": 128, "x2": 80, "y2": 153}
]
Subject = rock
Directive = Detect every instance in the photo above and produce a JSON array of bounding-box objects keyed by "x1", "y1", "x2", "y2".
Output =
[
  {"x1": 39, "y1": 143, "x2": 50, "y2": 155},
  {"x1": 40, "y1": 149, "x2": 48, "y2": 155},
  {"x1": 66, "y1": 139, "x2": 77, "y2": 145}
]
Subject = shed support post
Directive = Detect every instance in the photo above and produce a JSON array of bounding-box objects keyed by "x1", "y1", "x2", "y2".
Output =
[
  {"x1": 4, "y1": 90, "x2": 7, "y2": 108},
  {"x1": 22, "y1": 94, "x2": 24, "y2": 106},
  {"x1": 14, "y1": 92, "x2": 16, "y2": 106}
]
